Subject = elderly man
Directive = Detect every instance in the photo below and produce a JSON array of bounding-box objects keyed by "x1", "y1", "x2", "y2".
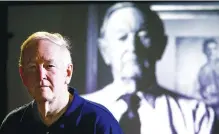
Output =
[
  {"x1": 0, "y1": 31, "x2": 123, "y2": 134},
  {"x1": 82, "y1": 2, "x2": 217, "y2": 134}
]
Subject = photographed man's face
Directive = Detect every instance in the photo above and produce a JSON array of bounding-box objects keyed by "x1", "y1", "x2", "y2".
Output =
[
  {"x1": 205, "y1": 42, "x2": 219, "y2": 61},
  {"x1": 102, "y1": 7, "x2": 153, "y2": 81},
  {"x1": 20, "y1": 40, "x2": 71, "y2": 103}
]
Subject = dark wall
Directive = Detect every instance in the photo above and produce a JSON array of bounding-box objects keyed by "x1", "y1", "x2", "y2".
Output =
[{"x1": 0, "y1": 2, "x2": 8, "y2": 122}]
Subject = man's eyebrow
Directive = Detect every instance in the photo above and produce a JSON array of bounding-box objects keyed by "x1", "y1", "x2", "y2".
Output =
[
  {"x1": 113, "y1": 28, "x2": 127, "y2": 34},
  {"x1": 26, "y1": 58, "x2": 56, "y2": 65},
  {"x1": 44, "y1": 59, "x2": 55, "y2": 63}
]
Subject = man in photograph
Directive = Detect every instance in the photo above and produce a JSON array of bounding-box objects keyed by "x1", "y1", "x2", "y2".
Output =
[
  {"x1": 198, "y1": 38, "x2": 219, "y2": 118},
  {"x1": 82, "y1": 2, "x2": 217, "y2": 134}
]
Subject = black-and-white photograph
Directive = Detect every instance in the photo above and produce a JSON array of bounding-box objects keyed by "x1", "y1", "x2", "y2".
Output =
[{"x1": 176, "y1": 36, "x2": 219, "y2": 116}]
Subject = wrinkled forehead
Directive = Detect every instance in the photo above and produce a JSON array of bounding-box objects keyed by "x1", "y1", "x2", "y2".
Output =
[
  {"x1": 22, "y1": 40, "x2": 62, "y2": 64},
  {"x1": 24, "y1": 40, "x2": 60, "y2": 54},
  {"x1": 105, "y1": 7, "x2": 145, "y2": 36}
]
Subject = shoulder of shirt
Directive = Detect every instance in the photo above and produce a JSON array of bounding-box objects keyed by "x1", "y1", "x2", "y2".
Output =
[
  {"x1": 71, "y1": 86, "x2": 116, "y2": 120},
  {"x1": 1, "y1": 101, "x2": 33, "y2": 125},
  {"x1": 159, "y1": 89, "x2": 213, "y2": 111},
  {"x1": 150, "y1": 86, "x2": 204, "y2": 105},
  {"x1": 199, "y1": 63, "x2": 210, "y2": 73},
  {"x1": 82, "y1": 97, "x2": 116, "y2": 118}
]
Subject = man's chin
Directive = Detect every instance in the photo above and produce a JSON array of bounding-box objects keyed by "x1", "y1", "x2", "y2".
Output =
[{"x1": 35, "y1": 96, "x2": 54, "y2": 103}]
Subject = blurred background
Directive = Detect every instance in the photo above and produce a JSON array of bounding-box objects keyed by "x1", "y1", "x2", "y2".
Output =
[{"x1": 1, "y1": 1, "x2": 219, "y2": 123}]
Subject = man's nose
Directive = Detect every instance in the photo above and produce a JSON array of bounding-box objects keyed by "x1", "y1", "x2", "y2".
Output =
[
  {"x1": 126, "y1": 34, "x2": 136, "y2": 52},
  {"x1": 37, "y1": 65, "x2": 46, "y2": 80}
]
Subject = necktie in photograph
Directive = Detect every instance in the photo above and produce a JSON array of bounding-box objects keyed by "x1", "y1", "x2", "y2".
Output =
[{"x1": 119, "y1": 93, "x2": 141, "y2": 134}]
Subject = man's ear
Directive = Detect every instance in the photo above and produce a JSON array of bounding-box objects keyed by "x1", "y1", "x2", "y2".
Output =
[
  {"x1": 65, "y1": 63, "x2": 73, "y2": 84},
  {"x1": 98, "y1": 38, "x2": 111, "y2": 65},
  {"x1": 19, "y1": 66, "x2": 27, "y2": 86}
]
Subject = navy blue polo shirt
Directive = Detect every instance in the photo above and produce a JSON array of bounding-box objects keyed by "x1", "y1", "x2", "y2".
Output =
[{"x1": 0, "y1": 87, "x2": 124, "y2": 134}]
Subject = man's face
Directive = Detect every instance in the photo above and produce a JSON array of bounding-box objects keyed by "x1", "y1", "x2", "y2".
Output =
[
  {"x1": 103, "y1": 7, "x2": 154, "y2": 81},
  {"x1": 205, "y1": 42, "x2": 219, "y2": 61},
  {"x1": 20, "y1": 40, "x2": 71, "y2": 103}
]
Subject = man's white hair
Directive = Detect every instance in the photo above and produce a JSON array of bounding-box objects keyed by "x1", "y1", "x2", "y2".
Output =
[{"x1": 19, "y1": 31, "x2": 72, "y2": 67}]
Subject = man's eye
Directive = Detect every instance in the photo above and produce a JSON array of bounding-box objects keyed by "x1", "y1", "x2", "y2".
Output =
[
  {"x1": 27, "y1": 64, "x2": 36, "y2": 68},
  {"x1": 47, "y1": 65, "x2": 55, "y2": 68},
  {"x1": 26, "y1": 65, "x2": 36, "y2": 72},
  {"x1": 138, "y1": 31, "x2": 151, "y2": 48},
  {"x1": 118, "y1": 34, "x2": 128, "y2": 41},
  {"x1": 29, "y1": 65, "x2": 36, "y2": 68}
]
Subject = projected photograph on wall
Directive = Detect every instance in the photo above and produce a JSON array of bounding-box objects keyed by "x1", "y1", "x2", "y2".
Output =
[
  {"x1": 82, "y1": 2, "x2": 219, "y2": 134},
  {"x1": 176, "y1": 36, "x2": 219, "y2": 102}
]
